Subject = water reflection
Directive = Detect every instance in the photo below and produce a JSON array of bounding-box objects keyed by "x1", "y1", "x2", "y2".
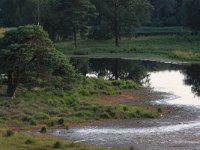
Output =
[
  {"x1": 183, "y1": 64, "x2": 200, "y2": 96},
  {"x1": 70, "y1": 58, "x2": 200, "y2": 102},
  {"x1": 71, "y1": 58, "x2": 181, "y2": 84}
]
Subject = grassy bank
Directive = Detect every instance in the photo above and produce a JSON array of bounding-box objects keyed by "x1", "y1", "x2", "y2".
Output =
[
  {"x1": 0, "y1": 78, "x2": 158, "y2": 128},
  {"x1": 56, "y1": 35, "x2": 200, "y2": 61},
  {"x1": 0, "y1": 78, "x2": 156, "y2": 149},
  {"x1": 0, "y1": 129, "x2": 109, "y2": 150}
]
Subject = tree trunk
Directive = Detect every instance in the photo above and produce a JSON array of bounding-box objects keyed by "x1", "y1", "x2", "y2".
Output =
[
  {"x1": 7, "y1": 71, "x2": 18, "y2": 99},
  {"x1": 73, "y1": 26, "x2": 77, "y2": 49},
  {"x1": 114, "y1": 2, "x2": 119, "y2": 47},
  {"x1": 115, "y1": 27, "x2": 119, "y2": 47}
]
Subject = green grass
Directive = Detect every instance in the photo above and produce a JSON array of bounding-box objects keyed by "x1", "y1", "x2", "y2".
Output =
[
  {"x1": 134, "y1": 26, "x2": 191, "y2": 35},
  {"x1": 0, "y1": 129, "x2": 108, "y2": 150},
  {"x1": 0, "y1": 77, "x2": 158, "y2": 128},
  {"x1": 56, "y1": 35, "x2": 200, "y2": 61},
  {"x1": 0, "y1": 78, "x2": 154, "y2": 149}
]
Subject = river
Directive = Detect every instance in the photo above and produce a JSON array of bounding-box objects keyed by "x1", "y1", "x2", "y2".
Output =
[{"x1": 49, "y1": 59, "x2": 200, "y2": 150}]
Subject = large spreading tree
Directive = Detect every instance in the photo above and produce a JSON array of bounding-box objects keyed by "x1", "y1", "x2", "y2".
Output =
[{"x1": 0, "y1": 25, "x2": 75, "y2": 98}]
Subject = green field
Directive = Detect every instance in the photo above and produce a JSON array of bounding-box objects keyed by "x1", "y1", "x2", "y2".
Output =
[{"x1": 56, "y1": 35, "x2": 200, "y2": 62}]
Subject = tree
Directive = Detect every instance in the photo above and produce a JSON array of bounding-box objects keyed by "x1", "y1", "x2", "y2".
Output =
[
  {"x1": 94, "y1": 0, "x2": 153, "y2": 47},
  {"x1": 55, "y1": 0, "x2": 95, "y2": 48},
  {"x1": 0, "y1": 25, "x2": 75, "y2": 98},
  {"x1": 149, "y1": 0, "x2": 182, "y2": 26},
  {"x1": 0, "y1": 0, "x2": 37, "y2": 26},
  {"x1": 181, "y1": 0, "x2": 200, "y2": 31}
]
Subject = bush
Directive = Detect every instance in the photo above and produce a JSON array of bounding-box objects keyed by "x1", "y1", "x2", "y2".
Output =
[
  {"x1": 58, "y1": 118, "x2": 65, "y2": 125},
  {"x1": 25, "y1": 139, "x2": 34, "y2": 145},
  {"x1": 40, "y1": 126, "x2": 47, "y2": 133},
  {"x1": 66, "y1": 125, "x2": 69, "y2": 130},
  {"x1": 34, "y1": 112, "x2": 49, "y2": 120},
  {"x1": 53, "y1": 141, "x2": 62, "y2": 149},
  {"x1": 30, "y1": 119, "x2": 37, "y2": 126},
  {"x1": 5, "y1": 130, "x2": 14, "y2": 137},
  {"x1": 157, "y1": 107, "x2": 163, "y2": 113},
  {"x1": 130, "y1": 146, "x2": 135, "y2": 150},
  {"x1": 100, "y1": 112, "x2": 111, "y2": 119}
]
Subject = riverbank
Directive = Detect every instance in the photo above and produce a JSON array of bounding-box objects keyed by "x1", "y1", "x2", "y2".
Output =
[
  {"x1": 49, "y1": 68, "x2": 200, "y2": 150},
  {"x1": 67, "y1": 53, "x2": 200, "y2": 64},
  {"x1": 0, "y1": 82, "x2": 159, "y2": 150},
  {"x1": 56, "y1": 35, "x2": 200, "y2": 62},
  {"x1": 49, "y1": 89, "x2": 200, "y2": 150}
]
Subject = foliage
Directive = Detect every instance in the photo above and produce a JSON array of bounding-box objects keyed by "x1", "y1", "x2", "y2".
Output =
[
  {"x1": 0, "y1": 0, "x2": 36, "y2": 26},
  {"x1": 55, "y1": 0, "x2": 96, "y2": 48},
  {"x1": 149, "y1": 0, "x2": 183, "y2": 26},
  {"x1": 91, "y1": 0, "x2": 153, "y2": 46},
  {"x1": 181, "y1": 0, "x2": 200, "y2": 31},
  {"x1": 40, "y1": 126, "x2": 47, "y2": 133},
  {"x1": 5, "y1": 130, "x2": 14, "y2": 137},
  {"x1": 0, "y1": 25, "x2": 75, "y2": 98}
]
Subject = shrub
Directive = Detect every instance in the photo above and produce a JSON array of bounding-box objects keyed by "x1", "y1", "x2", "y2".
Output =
[
  {"x1": 100, "y1": 112, "x2": 111, "y2": 119},
  {"x1": 123, "y1": 106, "x2": 128, "y2": 112},
  {"x1": 40, "y1": 126, "x2": 47, "y2": 133},
  {"x1": 53, "y1": 141, "x2": 62, "y2": 149},
  {"x1": 66, "y1": 125, "x2": 69, "y2": 130},
  {"x1": 30, "y1": 119, "x2": 37, "y2": 126},
  {"x1": 130, "y1": 146, "x2": 135, "y2": 150},
  {"x1": 58, "y1": 118, "x2": 65, "y2": 125},
  {"x1": 25, "y1": 139, "x2": 34, "y2": 145},
  {"x1": 49, "y1": 121, "x2": 55, "y2": 127},
  {"x1": 5, "y1": 130, "x2": 14, "y2": 137},
  {"x1": 34, "y1": 112, "x2": 49, "y2": 120},
  {"x1": 157, "y1": 107, "x2": 163, "y2": 113}
]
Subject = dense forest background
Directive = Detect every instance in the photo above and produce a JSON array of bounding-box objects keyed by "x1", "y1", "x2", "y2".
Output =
[{"x1": 0, "y1": 0, "x2": 199, "y2": 41}]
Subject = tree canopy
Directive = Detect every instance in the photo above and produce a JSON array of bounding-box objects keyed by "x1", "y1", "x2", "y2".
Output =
[
  {"x1": 0, "y1": 25, "x2": 75, "y2": 98},
  {"x1": 181, "y1": 0, "x2": 200, "y2": 31},
  {"x1": 0, "y1": 0, "x2": 200, "y2": 43},
  {"x1": 55, "y1": 0, "x2": 96, "y2": 48},
  {"x1": 91, "y1": 0, "x2": 153, "y2": 46}
]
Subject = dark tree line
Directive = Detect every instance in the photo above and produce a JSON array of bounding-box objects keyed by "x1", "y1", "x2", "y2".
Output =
[{"x1": 0, "y1": 0, "x2": 200, "y2": 46}]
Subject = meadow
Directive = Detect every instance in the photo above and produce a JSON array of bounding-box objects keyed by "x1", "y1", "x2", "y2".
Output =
[{"x1": 56, "y1": 35, "x2": 200, "y2": 62}]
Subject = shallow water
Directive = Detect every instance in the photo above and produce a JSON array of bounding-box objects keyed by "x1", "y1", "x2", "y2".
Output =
[{"x1": 50, "y1": 59, "x2": 200, "y2": 150}]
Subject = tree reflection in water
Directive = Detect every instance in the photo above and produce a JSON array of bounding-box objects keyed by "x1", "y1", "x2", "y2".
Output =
[
  {"x1": 70, "y1": 58, "x2": 167, "y2": 85},
  {"x1": 184, "y1": 64, "x2": 200, "y2": 96}
]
